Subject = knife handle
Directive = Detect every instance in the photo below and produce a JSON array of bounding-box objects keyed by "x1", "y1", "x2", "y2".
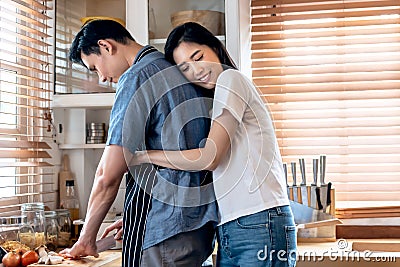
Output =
[
  {"x1": 316, "y1": 187, "x2": 323, "y2": 210},
  {"x1": 291, "y1": 162, "x2": 297, "y2": 186},
  {"x1": 320, "y1": 155, "x2": 326, "y2": 185},
  {"x1": 325, "y1": 182, "x2": 332, "y2": 213},
  {"x1": 312, "y1": 158, "x2": 318, "y2": 185},
  {"x1": 299, "y1": 158, "x2": 306, "y2": 185},
  {"x1": 283, "y1": 163, "x2": 288, "y2": 185}
]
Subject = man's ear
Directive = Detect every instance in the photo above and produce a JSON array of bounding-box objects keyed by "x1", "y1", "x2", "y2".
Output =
[{"x1": 97, "y1": 39, "x2": 113, "y2": 54}]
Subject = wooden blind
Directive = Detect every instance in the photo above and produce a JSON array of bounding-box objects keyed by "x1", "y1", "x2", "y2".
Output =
[
  {"x1": 55, "y1": 0, "x2": 116, "y2": 94},
  {"x1": 0, "y1": 0, "x2": 55, "y2": 215},
  {"x1": 251, "y1": 0, "x2": 400, "y2": 208}
]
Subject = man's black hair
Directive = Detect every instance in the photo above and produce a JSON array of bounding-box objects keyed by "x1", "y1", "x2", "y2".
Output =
[{"x1": 69, "y1": 19, "x2": 135, "y2": 67}]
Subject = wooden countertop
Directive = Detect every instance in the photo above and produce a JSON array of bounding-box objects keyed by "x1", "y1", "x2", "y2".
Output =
[{"x1": 97, "y1": 240, "x2": 400, "y2": 267}]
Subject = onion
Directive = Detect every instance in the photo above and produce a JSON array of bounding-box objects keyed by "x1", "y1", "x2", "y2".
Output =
[{"x1": 2, "y1": 251, "x2": 21, "y2": 267}]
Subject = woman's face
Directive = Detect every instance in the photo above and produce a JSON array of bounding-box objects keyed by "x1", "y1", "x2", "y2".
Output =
[{"x1": 173, "y1": 41, "x2": 224, "y2": 89}]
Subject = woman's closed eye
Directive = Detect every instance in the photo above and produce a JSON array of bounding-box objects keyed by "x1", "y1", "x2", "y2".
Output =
[
  {"x1": 194, "y1": 54, "x2": 204, "y2": 61},
  {"x1": 179, "y1": 64, "x2": 189, "y2": 72}
]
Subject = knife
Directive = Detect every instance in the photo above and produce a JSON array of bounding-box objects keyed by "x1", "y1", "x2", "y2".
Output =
[
  {"x1": 96, "y1": 235, "x2": 117, "y2": 253},
  {"x1": 0, "y1": 246, "x2": 7, "y2": 262},
  {"x1": 291, "y1": 162, "x2": 299, "y2": 203},
  {"x1": 319, "y1": 155, "x2": 328, "y2": 212},
  {"x1": 283, "y1": 163, "x2": 291, "y2": 200},
  {"x1": 298, "y1": 158, "x2": 309, "y2": 206},
  {"x1": 310, "y1": 158, "x2": 320, "y2": 209}
]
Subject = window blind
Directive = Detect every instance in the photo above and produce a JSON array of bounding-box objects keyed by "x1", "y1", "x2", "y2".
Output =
[
  {"x1": 251, "y1": 0, "x2": 400, "y2": 208},
  {"x1": 0, "y1": 0, "x2": 55, "y2": 216},
  {"x1": 55, "y1": 0, "x2": 116, "y2": 94}
]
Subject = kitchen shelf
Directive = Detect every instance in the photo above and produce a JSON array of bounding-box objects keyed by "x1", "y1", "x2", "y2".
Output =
[
  {"x1": 52, "y1": 93, "x2": 115, "y2": 109},
  {"x1": 58, "y1": 143, "x2": 106, "y2": 149},
  {"x1": 150, "y1": 35, "x2": 226, "y2": 45}
]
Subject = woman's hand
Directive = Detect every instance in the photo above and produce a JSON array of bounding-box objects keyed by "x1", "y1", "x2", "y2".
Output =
[{"x1": 128, "y1": 151, "x2": 150, "y2": 166}]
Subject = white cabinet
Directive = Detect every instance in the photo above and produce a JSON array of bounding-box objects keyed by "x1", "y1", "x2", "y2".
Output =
[
  {"x1": 52, "y1": 94, "x2": 116, "y2": 218},
  {"x1": 126, "y1": 0, "x2": 250, "y2": 70}
]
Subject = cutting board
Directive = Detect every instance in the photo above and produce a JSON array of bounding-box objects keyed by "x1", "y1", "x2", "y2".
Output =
[
  {"x1": 59, "y1": 154, "x2": 72, "y2": 203},
  {"x1": 352, "y1": 241, "x2": 400, "y2": 252},
  {"x1": 28, "y1": 252, "x2": 121, "y2": 267}
]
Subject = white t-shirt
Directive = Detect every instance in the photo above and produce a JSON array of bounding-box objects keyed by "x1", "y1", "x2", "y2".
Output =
[{"x1": 212, "y1": 69, "x2": 289, "y2": 225}]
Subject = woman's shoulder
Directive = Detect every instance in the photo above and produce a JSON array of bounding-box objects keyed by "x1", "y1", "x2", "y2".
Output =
[
  {"x1": 218, "y1": 69, "x2": 252, "y2": 86},
  {"x1": 219, "y1": 68, "x2": 243, "y2": 79}
]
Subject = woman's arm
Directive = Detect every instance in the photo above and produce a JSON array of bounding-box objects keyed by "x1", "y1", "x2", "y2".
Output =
[{"x1": 131, "y1": 109, "x2": 239, "y2": 171}]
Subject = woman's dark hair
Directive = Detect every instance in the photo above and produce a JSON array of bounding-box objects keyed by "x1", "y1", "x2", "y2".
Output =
[
  {"x1": 69, "y1": 19, "x2": 135, "y2": 67},
  {"x1": 164, "y1": 22, "x2": 237, "y2": 69}
]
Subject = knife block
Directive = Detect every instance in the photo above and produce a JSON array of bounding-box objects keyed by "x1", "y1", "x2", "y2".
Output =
[
  {"x1": 297, "y1": 187, "x2": 338, "y2": 243},
  {"x1": 297, "y1": 225, "x2": 337, "y2": 243}
]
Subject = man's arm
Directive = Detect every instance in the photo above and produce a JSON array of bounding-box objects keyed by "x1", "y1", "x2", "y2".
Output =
[{"x1": 60, "y1": 145, "x2": 128, "y2": 258}]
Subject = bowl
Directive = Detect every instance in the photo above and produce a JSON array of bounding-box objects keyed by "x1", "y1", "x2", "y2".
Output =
[
  {"x1": 170, "y1": 10, "x2": 225, "y2": 36},
  {"x1": 80, "y1": 16, "x2": 126, "y2": 27}
]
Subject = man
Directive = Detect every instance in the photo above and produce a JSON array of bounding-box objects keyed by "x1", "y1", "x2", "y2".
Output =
[{"x1": 60, "y1": 19, "x2": 218, "y2": 267}]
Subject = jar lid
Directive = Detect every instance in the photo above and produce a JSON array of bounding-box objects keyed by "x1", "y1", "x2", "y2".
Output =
[
  {"x1": 44, "y1": 211, "x2": 57, "y2": 218},
  {"x1": 55, "y1": 209, "x2": 70, "y2": 216},
  {"x1": 21, "y1": 202, "x2": 45, "y2": 211},
  {"x1": 0, "y1": 215, "x2": 27, "y2": 225}
]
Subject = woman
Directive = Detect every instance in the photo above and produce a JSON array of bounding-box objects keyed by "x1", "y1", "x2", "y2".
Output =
[{"x1": 133, "y1": 22, "x2": 297, "y2": 267}]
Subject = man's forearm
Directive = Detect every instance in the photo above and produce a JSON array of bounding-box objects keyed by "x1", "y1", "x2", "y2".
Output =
[
  {"x1": 78, "y1": 145, "x2": 128, "y2": 243},
  {"x1": 80, "y1": 177, "x2": 121, "y2": 240}
]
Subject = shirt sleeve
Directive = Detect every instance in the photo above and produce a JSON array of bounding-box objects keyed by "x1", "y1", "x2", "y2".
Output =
[
  {"x1": 212, "y1": 69, "x2": 251, "y2": 123},
  {"x1": 106, "y1": 69, "x2": 148, "y2": 153}
]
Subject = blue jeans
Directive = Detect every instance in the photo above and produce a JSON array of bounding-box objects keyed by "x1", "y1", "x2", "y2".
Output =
[{"x1": 216, "y1": 205, "x2": 297, "y2": 267}]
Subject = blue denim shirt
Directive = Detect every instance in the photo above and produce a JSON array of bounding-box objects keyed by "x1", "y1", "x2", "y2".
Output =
[{"x1": 106, "y1": 46, "x2": 218, "y2": 250}]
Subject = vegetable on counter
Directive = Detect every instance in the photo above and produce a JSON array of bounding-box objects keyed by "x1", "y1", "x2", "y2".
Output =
[
  {"x1": 21, "y1": 250, "x2": 39, "y2": 267},
  {"x1": 2, "y1": 251, "x2": 21, "y2": 267}
]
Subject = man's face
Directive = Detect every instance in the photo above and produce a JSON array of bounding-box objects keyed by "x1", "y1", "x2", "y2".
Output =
[{"x1": 81, "y1": 42, "x2": 129, "y2": 83}]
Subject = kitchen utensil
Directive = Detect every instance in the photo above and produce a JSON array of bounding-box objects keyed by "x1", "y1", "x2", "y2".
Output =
[
  {"x1": 28, "y1": 251, "x2": 121, "y2": 267},
  {"x1": 59, "y1": 154, "x2": 72, "y2": 203},
  {"x1": 325, "y1": 182, "x2": 332, "y2": 213},
  {"x1": 290, "y1": 200, "x2": 340, "y2": 240},
  {"x1": 297, "y1": 218, "x2": 342, "y2": 229},
  {"x1": 0, "y1": 246, "x2": 7, "y2": 262},
  {"x1": 352, "y1": 241, "x2": 400, "y2": 252},
  {"x1": 81, "y1": 16, "x2": 126, "y2": 27},
  {"x1": 291, "y1": 162, "x2": 299, "y2": 202},
  {"x1": 96, "y1": 235, "x2": 117, "y2": 253},
  {"x1": 290, "y1": 200, "x2": 334, "y2": 224},
  {"x1": 311, "y1": 158, "x2": 322, "y2": 209},
  {"x1": 299, "y1": 158, "x2": 309, "y2": 206},
  {"x1": 319, "y1": 155, "x2": 328, "y2": 211},
  {"x1": 283, "y1": 163, "x2": 291, "y2": 199}
]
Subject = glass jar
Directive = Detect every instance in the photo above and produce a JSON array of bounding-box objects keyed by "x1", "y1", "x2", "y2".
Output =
[
  {"x1": 55, "y1": 209, "x2": 71, "y2": 247},
  {"x1": 0, "y1": 215, "x2": 34, "y2": 246},
  {"x1": 44, "y1": 211, "x2": 58, "y2": 251},
  {"x1": 21, "y1": 203, "x2": 46, "y2": 248}
]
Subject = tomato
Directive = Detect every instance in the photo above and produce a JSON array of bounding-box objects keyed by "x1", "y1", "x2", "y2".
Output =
[
  {"x1": 2, "y1": 251, "x2": 21, "y2": 267},
  {"x1": 21, "y1": 250, "x2": 39, "y2": 267}
]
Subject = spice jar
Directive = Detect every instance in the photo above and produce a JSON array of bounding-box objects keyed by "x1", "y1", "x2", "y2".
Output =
[
  {"x1": 44, "y1": 211, "x2": 58, "y2": 251},
  {"x1": 21, "y1": 203, "x2": 46, "y2": 248},
  {"x1": 55, "y1": 209, "x2": 71, "y2": 247}
]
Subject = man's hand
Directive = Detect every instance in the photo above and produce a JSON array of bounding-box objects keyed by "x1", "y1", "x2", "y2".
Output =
[
  {"x1": 59, "y1": 235, "x2": 99, "y2": 259},
  {"x1": 101, "y1": 218, "x2": 123, "y2": 241}
]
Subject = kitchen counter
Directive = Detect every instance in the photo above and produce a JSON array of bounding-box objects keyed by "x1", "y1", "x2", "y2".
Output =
[
  {"x1": 296, "y1": 239, "x2": 400, "y2": 267},
  {"x1": 98, "y1": 240, "x2": 400, "y2": 267}
]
